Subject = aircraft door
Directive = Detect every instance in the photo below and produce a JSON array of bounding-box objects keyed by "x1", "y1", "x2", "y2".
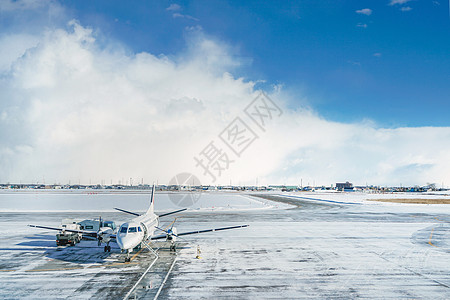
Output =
[{"x1": 140, "y1": 222, "x2": 148, "y2": 238}]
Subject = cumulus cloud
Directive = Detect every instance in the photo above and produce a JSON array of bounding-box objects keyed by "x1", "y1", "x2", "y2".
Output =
[
  {"x1": 356, "y1": 23, "x2": 368, "y2": 28},
  {"x1": 389, "y1": 0, "x2": 411, "y2": 5},
  {"x1": 356, "y1": 8, "x2": 372, "y2": 15},
  {"x1": 1, "y1": 19, "x2": 450, "y2": 187},
  {"x1": 172, "y1": 12, "x2": 199, "y2": 21},
  {"x1": 166, "y1": 4, "x2": 181, "y2": 11}
]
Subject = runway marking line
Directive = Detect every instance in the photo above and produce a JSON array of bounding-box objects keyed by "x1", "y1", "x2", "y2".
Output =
[
  {"x1": 123, "y1": 253, "x2": 159, "y2": 300},
  {"x1": 428, "y1": 228, "x2": 438, "y2": 248},
  {"x1": 130, "y1": 247, "x2": 144, "y2": 262},
  {"x1": 26, "y1": 266, "x2": 86, "y2": 272},
  {"x1": 154, "y1": 257, "x2": 177, "y2": 300}
]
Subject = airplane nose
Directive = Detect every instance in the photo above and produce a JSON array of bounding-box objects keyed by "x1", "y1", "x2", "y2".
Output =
[
  {"x1": 122, "y1": 240, "x2": 133, "y2": 250},
  {"x1": 117, "y1": 235, "x2": 134, "y2": 250}
]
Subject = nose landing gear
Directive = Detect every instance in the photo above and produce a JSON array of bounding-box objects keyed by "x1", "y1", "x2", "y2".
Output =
[{"x1": 125, "y1": 250, "x2": 131, "y2": 262}]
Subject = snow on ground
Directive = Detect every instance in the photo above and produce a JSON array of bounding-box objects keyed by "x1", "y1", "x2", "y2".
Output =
[
  {"x1": 279, "y1": 191, "x2": 450, "y2": 213},
  {"x1": 0, "y1": 192, "x2": 449, "y2": 299},
  {"x1": 0, "y1": 190, "x2": 286, "y2": 212},
  {"x1": 158, "y1": 197, "x2": 450, "y2": 299},
  {"x1": 3, "y1": 189, "x2": 448, "y2": 213}
]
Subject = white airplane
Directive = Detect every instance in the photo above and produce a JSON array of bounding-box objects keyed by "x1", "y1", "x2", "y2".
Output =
[{"x1": 29, "y1": 185, "x2": 249, "y2": 262}]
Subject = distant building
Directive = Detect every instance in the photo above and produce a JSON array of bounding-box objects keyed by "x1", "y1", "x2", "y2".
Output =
[{"x1": 336, "y1": 181, "x2": 353, "y2": 191}]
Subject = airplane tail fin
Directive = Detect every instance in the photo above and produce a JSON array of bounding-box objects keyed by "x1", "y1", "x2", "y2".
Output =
[{"x1": 145, "y1": 184, "x2": 155, "y2": 216}]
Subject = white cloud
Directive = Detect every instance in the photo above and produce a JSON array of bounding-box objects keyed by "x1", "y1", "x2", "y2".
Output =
[
  {"x1": 373, "y1": 53, "x2": 382, "y2": 57},
  {"x1": 167, "y1": 3, "x2": 198, "y2": 21},
  {"x1": 400, "y1": 6, "x2": 412, "y2": 11},
  {"x1": 166, "y1": 3, "x2": 181, "y2": 11},
  {"x1": 1, "y1": 20, "x2": 450, "y2": 187},
  {"x1": 389, "y1": 0, "x2": 411, "y2": 5},
  {"x1": 172, "y1": 12, "x2": 199, "y2": 21},
  {"x1": 356, "y1": 23, "x2": 368, "y2": 28},
  {"x1": 0, "y1": 34, "x2": 39, "y2": 71},
  {"x1": 0, "y1": 0, "x2": 48, "y2": 11},
  {"x1": 356, "y1": 8, "x2": 372, "y2": 15}
]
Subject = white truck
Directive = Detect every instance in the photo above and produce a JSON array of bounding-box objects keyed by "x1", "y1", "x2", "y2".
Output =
[{"x1": 56, "y1": 219, "x2": 82, "y2": 246}]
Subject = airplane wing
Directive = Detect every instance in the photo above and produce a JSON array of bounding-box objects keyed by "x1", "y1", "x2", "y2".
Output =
[
  {"x1": 79, "y1": 233, "x2": 117, "y2": 240},
  {"x1": 28, "y1": 224, "x2": 98, "y2": 237},
  {"x1": 150, "y1": 224, "x2": 249, "y2": 240},
  {"x1": 114, "y1": 207, "x2": 188, "y2": 218},
  {"x1": 158, "y1": 208, "x2": 187, "y2": 217},
  {"x1": 113, "y1": 207, "x2": 140, "y2": 216}
]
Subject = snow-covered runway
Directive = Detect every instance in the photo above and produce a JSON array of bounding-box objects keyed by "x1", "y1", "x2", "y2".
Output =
[{"x1": 0, "y1": 191, "x2": 449, "y2": 299}]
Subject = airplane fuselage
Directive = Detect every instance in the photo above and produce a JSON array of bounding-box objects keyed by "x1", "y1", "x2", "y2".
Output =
[{"x1": 116, "y1": 213, "x2": 159, "y2": 253}]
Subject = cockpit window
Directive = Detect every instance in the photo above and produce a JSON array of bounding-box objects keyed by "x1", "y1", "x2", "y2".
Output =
[
  {"x1": 128, "y1": 227, "x2": 137, "y2": 233},
  {"x1": 138, "y1": 227, "x2": 142, "y2": 232},
  {"x1": 120, "y1": 226, "x2": 128, "y2": 233}
]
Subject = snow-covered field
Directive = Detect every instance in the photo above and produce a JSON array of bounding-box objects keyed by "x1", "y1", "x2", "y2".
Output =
[
  {"x1": 282, "y1": 190, "x2": 450, "y2": 205},
  {"x1": 0, "y1": 190, "x2": 284, "y2": 212},
  {"x1": 0, "y1": 191, "x2": 449, "y2": 299}
]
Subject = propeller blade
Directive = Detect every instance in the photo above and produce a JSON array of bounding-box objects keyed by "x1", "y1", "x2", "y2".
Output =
[
  {"x1": 96, "y1": 216, "x2": 104, "y2": 246},
  {"x1": 163, "y1": 218, "x2": 177, "y2": 231},
  {"x1": 155, "y1": 226, "x2": 170, "y2": 234}
]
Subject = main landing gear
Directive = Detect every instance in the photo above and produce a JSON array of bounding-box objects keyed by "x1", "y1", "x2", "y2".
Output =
[{"x1": 104, "y1": 242, "x2": 111, "y2": 252}]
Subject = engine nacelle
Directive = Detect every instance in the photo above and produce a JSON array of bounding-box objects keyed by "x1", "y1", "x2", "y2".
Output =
[
  {"x1": 98, "y1": 227, "x2": 114, "y2": 244},
  {"x1": 166, "y1": 227, "x2": 177, "y2": 242}
]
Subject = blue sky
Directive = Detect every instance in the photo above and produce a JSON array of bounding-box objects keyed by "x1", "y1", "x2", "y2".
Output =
[
  {"x1": 60, "y1": 0, "x2": 450, "y2": 127},
  {"x1": 1, "y1": 0, "x2": 450, "y2": 186}
]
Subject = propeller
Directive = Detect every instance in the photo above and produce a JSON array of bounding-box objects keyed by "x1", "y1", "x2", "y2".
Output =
[
  {"x1": 96, "y1": 216, "x2": 112, "y2": 246},
  {"x1": 155, "y1": 226, "x2": 179, "y2": 240},
  {"x1": 156, "y1": 218, "x2": 185, "y2": 242},
  {"x1": 97, "y1": 216, "x2": 103, "y2": 246}
]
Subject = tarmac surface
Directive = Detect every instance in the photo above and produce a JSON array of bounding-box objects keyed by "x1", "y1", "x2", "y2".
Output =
[{"x1": 0, "y1": 193, "x2": 449, "y2": 299}]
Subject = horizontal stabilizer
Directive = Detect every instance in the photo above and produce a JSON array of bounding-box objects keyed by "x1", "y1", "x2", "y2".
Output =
[
  {"x1": 150, "y1": 224, "x2": 249, "y2": 240},
  {"x1": 158, "y1": 208, "x2": 187, "y2": 218},
  {"x1": 114, "y1": 207, "x2": 140, "y2": 216}
]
